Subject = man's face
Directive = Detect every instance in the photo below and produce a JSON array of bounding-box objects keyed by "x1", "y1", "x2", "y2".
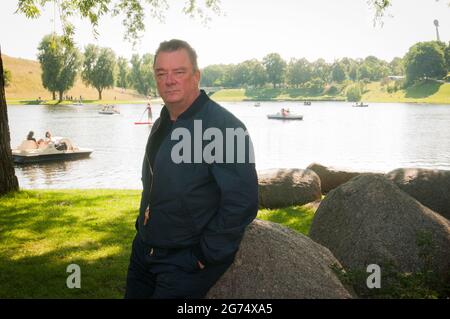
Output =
[{"x1": 154, "y1": 49, "x2": 200, "y2": 106}]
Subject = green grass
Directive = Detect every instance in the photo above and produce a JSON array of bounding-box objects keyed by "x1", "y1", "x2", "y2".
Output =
[
  {"x1": 6, "y1": 99, "x2": 151, "y2": 106},
  {"x1": 362, "y1": 81, "x2": 450, "y2": 104},
  {"x1": 0, "y1": 189, "x2": 316, "y2": 298},
  {"x1": 0, "y1": 189, "x2": 140, "y2": 298},
  {"x1": 211, "y1": 87, "x2": 346, "y2": 102},
  {"x1": 211, "y1": 82, "x2": 450, "y2": 104},
  {"x1": 257, "y1": 204, "x2": 316, "y2": 235}
]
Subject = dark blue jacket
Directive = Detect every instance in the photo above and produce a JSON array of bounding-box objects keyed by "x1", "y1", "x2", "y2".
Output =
[{"x1": 136, "y1": 92, "x2": 258, "y2": 266}]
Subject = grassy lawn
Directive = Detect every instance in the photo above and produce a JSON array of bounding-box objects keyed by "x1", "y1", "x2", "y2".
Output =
[
  {"x1": 0, "y1": 190, "x2": 315, "y2": 298},
  {"x1": 211, "y1": 88, "x2": 345, "y2": 102},
  {"x1": 362, "y1": 81, "x2": 450, "y2": 104},
  {"x1": 6, "y1": 99, "x2": 151, "y2": 106},
  {"x1": 211, "y1": 82, "x2": 450, "y2": 104}
]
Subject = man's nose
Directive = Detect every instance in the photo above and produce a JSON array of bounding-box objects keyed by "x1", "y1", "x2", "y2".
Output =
[{"x1": 165, "y1": 72, "x2": 177, "y2": 85}]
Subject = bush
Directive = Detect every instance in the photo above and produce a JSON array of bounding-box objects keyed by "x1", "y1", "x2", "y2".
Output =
[
  {"x1": 304, "y1": 78, "x2": 325, "y2": 95},
  {"x1": 324, "y1": 85, "x2": 339, "y2": 96},
  {"x1": 346, "y1": 85, "x2": 361, "y2": 102},
  {"x1": 3, "y1": 68, "x2": 11, "y2": 87}
]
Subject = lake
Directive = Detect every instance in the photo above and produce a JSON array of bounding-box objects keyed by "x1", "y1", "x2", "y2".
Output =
[{"x1": 7, "y1": 101, "x2": 450, "y2": 189}]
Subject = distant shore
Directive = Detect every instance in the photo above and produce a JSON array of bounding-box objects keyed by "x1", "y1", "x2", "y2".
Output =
[{"x1": 6, "y1": 82, "x2": 450, "y2": 105}]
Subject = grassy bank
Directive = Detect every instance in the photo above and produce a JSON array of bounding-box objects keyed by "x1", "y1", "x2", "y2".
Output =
[
  {"x1": 211, "y1": 82, "x2": 450, "y2": 104},
  {"x1": 0, "y1": 190, "x2": 315, "y2": 298},
  {"x1": 211, "y1": 88, "x2": 345, "y2": 102},
  {"x1": 362, "y1": 81, "x2": 450, "y2": 104},
  {"x1": 6, "y1": 99, "x2": 152, "y2": 106}
]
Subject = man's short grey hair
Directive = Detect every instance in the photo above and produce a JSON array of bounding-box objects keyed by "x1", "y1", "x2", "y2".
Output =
[{"x1": 154, "y1": 39, "x2": 199, "y2": 72}]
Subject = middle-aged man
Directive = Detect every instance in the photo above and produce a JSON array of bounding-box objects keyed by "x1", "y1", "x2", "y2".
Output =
[{"x1": 124, "y1": 39, "x2": 258, "y2": 299}]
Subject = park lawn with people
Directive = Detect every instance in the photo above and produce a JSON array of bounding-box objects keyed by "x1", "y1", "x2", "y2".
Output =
[{"x1": 0, "y1": 189, "x2": 315, "y2": 298}]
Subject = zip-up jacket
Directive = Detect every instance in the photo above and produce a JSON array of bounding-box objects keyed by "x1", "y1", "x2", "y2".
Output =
[{"x1": 136, "y1": 91, "x2": 258, "y2": 266}]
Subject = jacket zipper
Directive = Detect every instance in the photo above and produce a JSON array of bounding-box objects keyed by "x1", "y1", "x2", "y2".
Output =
[{"x1": 145, "y1": 120, "x2": 162, "y2": 210}]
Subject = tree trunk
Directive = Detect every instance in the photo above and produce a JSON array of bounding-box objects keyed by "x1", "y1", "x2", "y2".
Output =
[
  {"x1": 52, "y1": 91, "x2": 56, "y2": 100},
  {"x1": 0, "y1": 49, "x2": 19, "y2": 195},
  {"x1": 59, "y1": 91, "x2": 63, "y2": 102},
  {"x1": 98, "y1": 89, "x2": 102, "y2": 100}
]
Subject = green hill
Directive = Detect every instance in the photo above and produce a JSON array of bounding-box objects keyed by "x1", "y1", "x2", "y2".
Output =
[{"x1": 2, "y1": 54, "x2": 145, "y2": 102}]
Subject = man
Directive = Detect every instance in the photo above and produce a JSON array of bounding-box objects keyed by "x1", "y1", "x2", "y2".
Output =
[{"x1": 124, "y1": 39, "x2": 258, "y2": 299}]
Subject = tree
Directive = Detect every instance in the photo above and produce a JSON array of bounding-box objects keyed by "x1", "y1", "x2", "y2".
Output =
[
  {"x1": 0, "y1": 50, "x2": 19, "y2": 194},
  {"x1": 3, "y1": 68, "x2": 11, "y2": 87},
  {"x1": 444, "y1": 42, "x2": 450, "y2": 72},
  {"x1": 16, "y1": 0, "x2": 221, "y2": 47},
  {"x1": 404, "y1": 41, "x2": 447, "y2": 86},
  {"x1": 346, "y1": 84, "x2": 362, "y2": 102},
  {"x1": 37, "y1": 34, "x2": 81, "y2": 101},
  {"x1": 129, "y1": 53, "x2": 155, "y2": 96},
  {"x1": 389, "y1": 57, "x2": 404, "y2": 75},
  {"x1": 116, "y1": 57, "x2": 130, "y2": 89},
  {"x1": 247, "y1": 59, "x2": 267, "y2": 88},
  {"x1": 311, "y1": 58, "x2": 331, "y2": 83},
  {"x1": 286, "y1": 58, "x2": 311, "y2": 88},
  {"x1": 331, "y1": 62, "x2": 347, "y2": 83},
  {"x1": 263, "y1": 53, "x2": 286, "y2": 88},
  {"x1": 233, "y1": 61, "x2": 251, "y2": 87},
  {"x1": 349, "y1": 64, "x2": 359, "y2": 81},
  {"x1": 82, "y1": 44, "x2": 116, "y2": 100}
]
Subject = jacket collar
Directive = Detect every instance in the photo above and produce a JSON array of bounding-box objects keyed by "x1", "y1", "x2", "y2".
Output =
[{"x1": 160, "y1": 89, "x2": 209, "y2": 122}]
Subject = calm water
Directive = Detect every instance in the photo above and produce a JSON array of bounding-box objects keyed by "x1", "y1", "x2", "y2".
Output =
[{"x1": 7, "y1": 101, "x2": 450, "y2": 189}]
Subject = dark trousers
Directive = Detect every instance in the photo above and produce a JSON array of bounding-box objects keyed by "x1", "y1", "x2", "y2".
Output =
[{"x1": 124, "y1": 234, "x2": 232, "y2": 299}]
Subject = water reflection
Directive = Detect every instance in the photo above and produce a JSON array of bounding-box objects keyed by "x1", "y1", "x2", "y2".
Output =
[{"x1": 8, "y1": 101, "x2": 450, "y2": 189}]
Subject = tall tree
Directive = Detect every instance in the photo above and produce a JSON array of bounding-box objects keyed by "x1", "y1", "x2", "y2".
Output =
[
  {"x1": 247, "y1": 59, "x2": 267, "y2": 88},
  {"x1": 263, "y1": 53, "x2": 286, "y2": 88},
  {"x1": 116, "y1": 57, "x2": 130, "y2": 89},
  {"x1": 0, "y1": 50, "x2": 19, "y2": 194},
  {"x1": 331, "y1": 62, "x2": 347, "y2": 83},
  {"x1": 37, "y1": 34, "x2": 81, "y2": 101},
  {"x1": 389, "y1": 57, "x2": 404, "y2": 75},
  {"x1": 201, "y1": 64, "x2": 225, "y2": 87},
  {"x1": 404, "y1": 41, "x2": 447, "y2": 86},
  {"x1": 311, "y1": 58, "x2": 331, "y2": 83},
  {"x1": 444, "y1": 42, "x2": 450, "y2": 72},
  {"x1": 129, "y1": 53, "x2": 155, "y2": 96},
  {"x1": 82, "y1": 45, "x2": 116, "y2": 100},
  {"x1": 286, "y1": 58, "x2": 311, "y2": 88}
]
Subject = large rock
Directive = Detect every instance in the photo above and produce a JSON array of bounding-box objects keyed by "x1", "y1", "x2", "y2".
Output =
[
  {"x1": 207, "y1": 219, "x2": 353, "y2": 299},
  {"x1": 309, "y1": 174, "x2": 450, "y2": 278},
  {"x1": 258, "y1": 168, "x2": 321, "y2": 208},
  {"x1": 307, "y1": 163, "x2": 361, "y2": 193},
  {"x1": 386, "y1": 168, "x2": 450, "y2": 220}
]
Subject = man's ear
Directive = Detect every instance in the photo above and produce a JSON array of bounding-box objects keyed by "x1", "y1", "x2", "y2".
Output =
[{"x1": 195, "y1": 70, "x2": 201, "y2": 83}]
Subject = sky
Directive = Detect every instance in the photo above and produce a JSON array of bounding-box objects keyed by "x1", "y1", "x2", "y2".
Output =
[{"x1": 0, "y1": 0, "x2": 449, "y2": 68}]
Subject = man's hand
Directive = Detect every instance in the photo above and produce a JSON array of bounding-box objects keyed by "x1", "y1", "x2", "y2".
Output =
[
  {"x1": 144, "y1": 207, "x2": 150, "y2": 225},
  {"x1": 197, "y1": 260, "x2": 205, "y2": 270}
]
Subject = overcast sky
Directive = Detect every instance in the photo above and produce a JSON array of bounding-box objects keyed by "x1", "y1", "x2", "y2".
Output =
[{"x1": 0, "y1": 0, "x2": 449, "y2": 67}]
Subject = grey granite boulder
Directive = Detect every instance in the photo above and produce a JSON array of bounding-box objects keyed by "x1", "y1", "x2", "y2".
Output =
[
  {"x1": 309, "y1": 174, "x2": 450, "y2": 278},
  {"x1": 306, "y1": 163, "x2": 361, "y2": 193},
  {"x1": 386, "y1": 168, "x2": 450, "y2": 220},
  {"x1": 207, "y1": 219, "x2": 353, "y2": 299},
  {"x1": 258, "y1": 168, "x2": 321, "y2": 208}
]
